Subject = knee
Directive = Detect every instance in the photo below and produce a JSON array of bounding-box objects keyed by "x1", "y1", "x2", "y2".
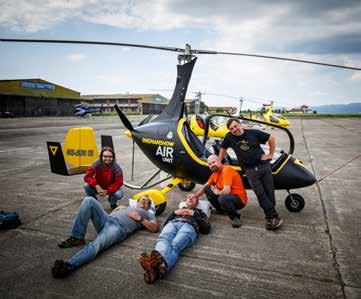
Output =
[
  {"x1": 113, "y1": 189, "x2": 124, "y2": 200},
  {"x1": 81, "y1": 196, "x2": 97, "y2": 207}
]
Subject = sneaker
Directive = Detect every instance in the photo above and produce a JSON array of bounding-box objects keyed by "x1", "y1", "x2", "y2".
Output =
[
  {"x1": 265, "y1": 218, "x2": 273, "y2": 230},
  {"x1": 271, "y1": 216, "x2": 283, "y2": 230},
  {"x1": 52, "y1": 260, "x2": 74, "y2": 278},
  {"x1": 139, "y1": 252, "x2": 159, "y2": 284},
  {"x1": 58, "y1": 236, "x2": 85, "y2": 248},
  {"x1": 231, "y1": 217, "x2": 242, "y2": 228}
]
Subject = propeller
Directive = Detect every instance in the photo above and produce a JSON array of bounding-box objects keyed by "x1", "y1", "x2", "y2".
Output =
[
  {"x1": 114, "y1": 104, "x2": 134, "y2": 131},
  {"x1": 1, "y1": 38, "x2": 361, "y2": 71}
]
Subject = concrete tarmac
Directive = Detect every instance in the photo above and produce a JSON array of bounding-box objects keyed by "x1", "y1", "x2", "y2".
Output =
[{"x1": 0, "y1": 116, "x2": 360, "y2": 298}]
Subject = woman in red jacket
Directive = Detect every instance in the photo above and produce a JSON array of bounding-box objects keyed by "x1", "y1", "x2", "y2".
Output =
[{"x1": 84, "y1": 147, "x2": 124, "y2": 209}]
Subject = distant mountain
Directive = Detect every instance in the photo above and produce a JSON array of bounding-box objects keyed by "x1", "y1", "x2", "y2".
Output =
[{"x1": 311, "y1": 103, "x2": 361, "y2": 114}]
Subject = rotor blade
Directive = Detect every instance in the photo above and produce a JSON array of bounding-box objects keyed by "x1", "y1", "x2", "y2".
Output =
[
  {"x1": 114, "y1": 104, "x2": 134, "y2": 131},
  {"x1": 0, "y1": 38, "x2": 183, "y2": 53},
  {"x1": 199, "y1": 50, "x2": 361, "y2": 71}
]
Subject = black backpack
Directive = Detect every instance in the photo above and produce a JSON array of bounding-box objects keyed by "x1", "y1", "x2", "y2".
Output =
[{"x1": 0, "y1": 211, "x2": 21, "y2": 229}]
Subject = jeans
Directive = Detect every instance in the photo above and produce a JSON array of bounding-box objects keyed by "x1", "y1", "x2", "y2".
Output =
[
  {"x1": 83, "y1": 183, "x2": 124, "y2": 207},
  {"x1": 204, "y1": 185, "x2": 244, "y2": 219},
  {"x1": 244, "y1": 161, "x2": 278, "y2": 218},
  {"x1": 68, "y1": 196, "x2": 127, "y2": 267},
  {"x1": 155, "y1": 221, "x2": 197, "y2": 270}
]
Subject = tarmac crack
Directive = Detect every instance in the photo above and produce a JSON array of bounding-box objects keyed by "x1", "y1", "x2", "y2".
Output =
[{"x1": 300, "y1": 119, "x2": 346, "y2": 298}]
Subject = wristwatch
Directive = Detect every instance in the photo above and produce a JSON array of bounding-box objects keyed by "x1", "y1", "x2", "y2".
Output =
[{"x1": 139, "y1": 216, "x2": 144, "y2": 223}]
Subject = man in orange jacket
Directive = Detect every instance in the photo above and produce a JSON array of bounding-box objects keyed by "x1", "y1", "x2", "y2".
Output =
[
  {"x1": 195, "y1": 155, "x2": 247, "y2": 228},
  {"x1": 84, "y1": 147, "x2": 124, "y2": 209}
]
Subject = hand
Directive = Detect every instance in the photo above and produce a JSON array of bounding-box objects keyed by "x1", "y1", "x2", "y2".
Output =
[
  {"x1": 261, "y1": 154, "x2": 273, "y2": 161},
  {"x1": 174, "y1": 209, "x2": 194, "y2": 216},
  {"x1": 127, "y1": 211, "x2": 141, "y2": 221},
  {"x1": 95, "y1": 185, "x2": 107, "y2": 196},
  {"x1": 211, "y1": 185, "x2": 220, "y2": 195}
]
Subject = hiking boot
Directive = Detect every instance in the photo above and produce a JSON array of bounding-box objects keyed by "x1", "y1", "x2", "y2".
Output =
[
  {"x1": 265, "y1": 218, "x2": 273, "y2": 230},
  {"x1": 52, "y1": 260, "x2": 75, "y2": 278},
  {"x1": 271, "y1": 216, "x2": 283, "y2": 230},
  {"x1": 58, "y1": 236, "x2": 85, "y2": 248},
  {"x1": 139, "y1": 252, "x2": 159, "y2": 284},
  {"x1": 150, "y1": 250, "x2": 168, "y2": 279},
  {"x1": 231, "y1": 217, "x2": 242, "y2": 228}
]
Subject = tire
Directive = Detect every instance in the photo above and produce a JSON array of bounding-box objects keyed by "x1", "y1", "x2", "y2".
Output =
[
  {"x1": 155, "y1": 202, "x2": 167, "y2": 216},
  {"x1": 178, "y1": 181, "x2": 196, "y2": 192},
  {"x1": 285, "y1": 193, "x2": 305, "y2": 212}
]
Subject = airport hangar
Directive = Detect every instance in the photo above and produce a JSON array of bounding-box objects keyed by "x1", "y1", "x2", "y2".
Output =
[{"x1": 0, "y1": 79, "x2": 170, "y2": 116}]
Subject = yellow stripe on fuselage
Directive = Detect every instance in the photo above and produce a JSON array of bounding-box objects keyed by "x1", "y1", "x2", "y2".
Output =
[{"x1": 176, "y1": 118, "x2": 290, "y2": 175}]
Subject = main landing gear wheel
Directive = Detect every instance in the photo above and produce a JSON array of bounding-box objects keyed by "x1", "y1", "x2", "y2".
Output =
[
  {"x1": 155, "y1": 202, "x2": 167, "y2": 216},
  {"x1": 285, "y1": 193, "x2": 305, "y2": 212},
  {"x1": 178, "y1": 181, "x2": 196, "y2": 192}
]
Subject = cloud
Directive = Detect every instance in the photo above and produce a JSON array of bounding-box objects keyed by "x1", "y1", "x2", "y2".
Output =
[{"x1": 67, "y1": 53, "x2": 85, "y2": 62}]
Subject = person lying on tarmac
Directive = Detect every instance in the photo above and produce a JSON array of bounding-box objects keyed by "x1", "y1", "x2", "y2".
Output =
[
  {"x1": 195, "y1": 155, "x2": 248, "y2": 228},
  {"x1": 83, "y1": 146, "x2": 124, "y2": 210},
  {"x1": 52, "y1": 195, "x2": 158, "y2": 279},
  {"x1": 139, "y1": 194, "x2": 210, "y2": 284}
]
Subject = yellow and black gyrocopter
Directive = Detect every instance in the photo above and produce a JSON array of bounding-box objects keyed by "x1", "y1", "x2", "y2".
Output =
[{"x1": 2, "y1": 38, "x2": 360, "y2": 215}]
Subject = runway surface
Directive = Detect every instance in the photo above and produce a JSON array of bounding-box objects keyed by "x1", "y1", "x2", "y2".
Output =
[{"x1": 0, "y1": 116, "x2": 360, "y2": 298}]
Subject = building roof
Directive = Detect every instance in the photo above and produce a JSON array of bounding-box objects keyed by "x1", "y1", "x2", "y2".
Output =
[
  {"x1": 0, "y1": 78, "x2": 80, "y2": 99},
  {"x1": 82, "y1": 93, "x2": 169, "y2": 105}
]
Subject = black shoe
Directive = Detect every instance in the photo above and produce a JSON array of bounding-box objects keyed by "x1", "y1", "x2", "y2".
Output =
[
  {"x1": 231, "y1": 217, "x2": 242, "y2": 228},
  {"x1": 52, "y1": 260, "x2": 75, "y2": 278},
  {"x1": 211, "y1": 209, "x2": 228, "y2": 215},
  {"x1": 58, "y1": 236, "x2": 85, "y2": 248},
  {"x1": 265, "y1": 218, "x2": 273, "y2": 230},
  {"x1": 271, "y1": 216, "x2": 283, "y2": 230},
  {"x1": 110, "y1": 204, "x2": 117, "y2": 210}
]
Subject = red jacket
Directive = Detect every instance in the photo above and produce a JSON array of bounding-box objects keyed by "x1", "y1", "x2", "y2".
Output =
[{"x1": 84, "y1": 160, "x2": 123, "y2": 194}]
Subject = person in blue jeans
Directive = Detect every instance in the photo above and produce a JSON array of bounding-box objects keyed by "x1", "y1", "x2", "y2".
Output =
[
  {"x1": 139, "y1": 194, "x2": 210, "y2": 284},
  {"x1": 52, "y1": 195, "x2": 158, "y2": 278}
]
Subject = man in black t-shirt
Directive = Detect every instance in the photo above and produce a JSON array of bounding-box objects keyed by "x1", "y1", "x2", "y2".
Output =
[{"x1": 219, "y1": 118, "x2": 283, "y2": 231}]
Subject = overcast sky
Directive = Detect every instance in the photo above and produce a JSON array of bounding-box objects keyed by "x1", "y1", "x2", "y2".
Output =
[{"x1": 1, "y1": 0, "x2": 361, "y2": 109}]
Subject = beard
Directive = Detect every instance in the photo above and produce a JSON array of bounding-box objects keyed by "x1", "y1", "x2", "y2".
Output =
[{"x1": 211, "y1": 166, "x2": 219, "y2": 172}]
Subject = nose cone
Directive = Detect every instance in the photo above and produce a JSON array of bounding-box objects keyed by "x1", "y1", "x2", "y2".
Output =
[{"x1": 273, "y1": 157, "x2": 316, "y2": 190}]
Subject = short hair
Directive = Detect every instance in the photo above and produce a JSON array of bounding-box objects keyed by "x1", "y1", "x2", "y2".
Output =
[
  {"x1": 226, "y1": 117, "x2": 241, "y2": 129},
  {"x1": 137, "y1": 195, "x2": 152, "y2": 208},
  {"x1": 99, "y1": 146, "x2": 115, "y2": 161}
]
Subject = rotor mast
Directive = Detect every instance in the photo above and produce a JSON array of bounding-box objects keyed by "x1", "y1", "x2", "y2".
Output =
[{"x1": 177, "y1": 44, "x2": 195, "y2": 65}]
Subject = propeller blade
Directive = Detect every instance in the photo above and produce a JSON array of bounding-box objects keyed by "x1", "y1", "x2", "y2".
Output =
[{"x1": 114, "y1": 105, "x2": 134, "y2": 131}]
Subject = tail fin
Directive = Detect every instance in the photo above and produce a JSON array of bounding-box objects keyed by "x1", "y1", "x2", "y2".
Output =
[
  {"x1": 46, "y1": 127, "x2": 99, "y2": 175},
  {"x1": 46, "y1": 142, "x2": 69, "y2": 175},
  {"x1": 101, "y1": 135, "x2": 114, "y2": 150}
]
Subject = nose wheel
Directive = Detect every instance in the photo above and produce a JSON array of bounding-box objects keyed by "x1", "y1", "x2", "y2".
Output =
[{"x1": 285, "y1": 191, "x2": 305, "y2": 212}]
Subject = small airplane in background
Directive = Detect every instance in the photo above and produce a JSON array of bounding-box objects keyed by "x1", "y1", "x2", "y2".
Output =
[{"x1": 74, "y1": 103, "x2": 104, "y2": 117}]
